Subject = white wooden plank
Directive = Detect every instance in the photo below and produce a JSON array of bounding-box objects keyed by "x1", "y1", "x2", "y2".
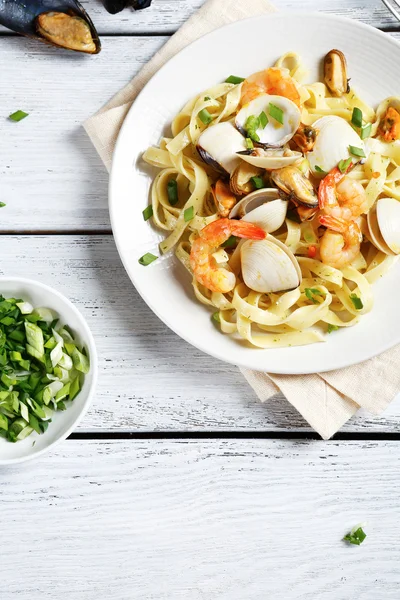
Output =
[
  {"x1": 1, "y1": 234, "x2": 400, "y2": 433},
  {"x1": 0, "y1": 36, "x2": 166, "y2": 232},
  {"x1": 0, "y1": 0, "x2": 398, "y2": 35},
  {"x1": 2, "y1": 31, "x2": 400, "y2": 233},
  {"x1": 1, "y1": 438, "x2": 400, "y2": 599}
]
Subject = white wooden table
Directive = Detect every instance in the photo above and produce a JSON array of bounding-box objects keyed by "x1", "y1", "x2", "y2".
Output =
[{"x1": 2, "y1": 1, "x2": 400, "y2": 597}]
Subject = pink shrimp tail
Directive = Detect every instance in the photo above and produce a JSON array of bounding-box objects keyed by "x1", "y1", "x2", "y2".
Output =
[
  {"x1": 319, "y1": 214, "x2": 347, "y2": 233},
  {"x1": 230, "y1": 220, "x2": 266, "y2": 240}
]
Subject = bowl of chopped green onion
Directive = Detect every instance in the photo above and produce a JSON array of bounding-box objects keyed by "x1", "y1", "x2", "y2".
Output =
[{"x1": 0, "y1": 277, "x2": 97, "y2": 465}]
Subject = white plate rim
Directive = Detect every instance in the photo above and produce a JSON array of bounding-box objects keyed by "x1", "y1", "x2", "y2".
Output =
[{"x1": 109, "y1": 12, "x2": 400, "y2": 374}]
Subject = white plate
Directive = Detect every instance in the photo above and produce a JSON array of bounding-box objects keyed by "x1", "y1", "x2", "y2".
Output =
[
  {"x1": 110, "y1": 13, "x2": 400, "y2": 374},
  {"x1": 0, "y1": 278, "x2": 97, "y2": 465}
]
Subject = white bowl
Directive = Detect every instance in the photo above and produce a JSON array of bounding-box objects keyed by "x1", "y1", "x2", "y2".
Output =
[
  {"x1": 110, "y1": 12, "x2": 400, "y2": 374},
  {"x1": 0, "y1": 277, "x2": 98, "y2": 465}
]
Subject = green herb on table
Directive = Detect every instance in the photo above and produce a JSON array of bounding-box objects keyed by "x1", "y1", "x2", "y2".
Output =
[
  {"x1": 350, "y1": 293, "x2": 363, "y2": 310},
  {"x1": 167, "y1": 179, "x2": 178, "y2": 206},
  {"x1": 268, "y1": 102, "x2": 284, "y2": 125},
  {"x1": 0, "y1": 297, "x2": 90, "y2": 443},
  {"x1": 0, "y1": 203, "x2": 5, "y2": 208},
  {"x1": 224, "y1": 75, "x2": 245, "y2": 84},
  {"x1": 138, "y1": 253, "x2": 158, "y2": 266},
  {"x1": 9, "y1": 110, "x2": 29, "y2": 122},
  {"x1": 343, "y1": 525, "x2": 367, "y2": 546}
]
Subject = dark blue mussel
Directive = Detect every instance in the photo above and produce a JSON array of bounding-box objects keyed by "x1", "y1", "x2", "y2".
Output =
[
  {"x1": 0, "y1": 0, "x2": 101, "y2": 53},
  {"x1": 104, "y1": 0, "x2": 152, "y2": 15}
]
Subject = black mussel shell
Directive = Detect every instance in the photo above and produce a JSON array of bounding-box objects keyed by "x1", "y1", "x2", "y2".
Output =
[
  {"x1": 104, "y1": 0, "x2": 152, "y2": 15},
  {"x1": 0, "y1": 0, "x2": 101, "y2": 53}
]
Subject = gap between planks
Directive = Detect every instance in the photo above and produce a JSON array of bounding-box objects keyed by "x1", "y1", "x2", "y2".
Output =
[{"x1": 68, "y1": 431, "x2": 400, "y2": 441}]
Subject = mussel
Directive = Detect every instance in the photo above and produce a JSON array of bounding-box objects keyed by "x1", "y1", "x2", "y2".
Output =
[
  {"x1": 230, "y1": 162, "x2": 263, "y2": 196},
  {"x1": 324, "y1": 49, "x2": 349, "y2": 97},
  {"x1": 271, "y1": 166, "x2": 318, "y2": 208},
  {"x1": 104, "y1": 0, "x2": 152, "y2": 15},
  {"x1": 0, "y1": 0, "x2": 100, "y2": 53}
]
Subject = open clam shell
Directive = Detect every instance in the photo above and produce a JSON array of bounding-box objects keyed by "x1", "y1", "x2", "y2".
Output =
[
  {"x1": 241, "y1": 235, "x2": 302, "y2": 294},
  {"x1": 367, "y1": 197, "x2": 400, "y2": 255},
  {"x1": 197, "y1": 122, "x2": 247, "y2": 175},
  {"x1": 238, "y1": 147, "x2": 302, "y2": 170},
  {"x1": 0, "y1": 0, "x2": 100, "y2": 53},
  {"x1": 229, "y1": 188, "x2": 288, "y2": 234}
]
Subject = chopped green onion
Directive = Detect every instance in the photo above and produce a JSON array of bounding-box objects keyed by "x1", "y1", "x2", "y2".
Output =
[
  {"x1": 222, "y1": 235, "x2": 238, "y2": 248},
  {"x1": 184, "y1": 206, "x2": 194, "y2": 222},
  {"x1": 138, "y1": 253, "x2": 158, "y2": 266},
  {"x1": 361, "y1": 123, "x2": 372, "y2": 140},
  {"x1": 0, "y1": 203, "x2": 5, "y2": 208},
  {"x1": 305, "y1": 288, "x2": 324, "y2": 304},
  {"x1": 245, "y1": 138, "x2": 254, "y2": 150},
  {"x1": 259, "y1": 111, "x2": 268, "y2": 129},
  {"x1": 251, "y1": 176, "x2": 264, "y2": 189},
  {"x1": 338, "y1": 157, "x2": 352, "y2": 173},
  {"x1": 198, "y1": 108, "x2": 213, "y2": 125},
  {"x1": 314, "y1": 165, "x2": 326, "y2": 174},
  {"x1": 349, "y1": 145, "x2": 366, "y2": 158},
  {"x1": 142, "y1": 205, "x2": 153, "y2": 221},
  {"x1": 204, "y1": 96, "x2": 211, "y2": 101},
  {"x1": 244, "y1": 115, "x2": 260, "y2": 142},
  {"x1": 327, "y1": 324, "x2": 339, "y2": 333},
  {"x1": 224, "y1": 75, "x2": 245, "y2": 84},
  {"x1": 9, "y1": 110, "x2": 29, "y2": 122},
  {"x1": 268, "y1": 102, "x2": 284, "y2": 125},
  {"x1": 350, "y1": 293, "x2": 363, "y2": 310},
  {"x1": 343, "y1": 525, "x2": 367, "y2": 546},
  {"x1": 0, "y1": 294, "x2": 90, "y2": 443},
  {"x1": 167, "y1": 179, "x2": 178, "y2": 206},
  {"x1": 351, "y1": 107, "x2": 363, "y2": 128},
  {"x1": 212, "y1": 312, "x2": 221, "y2": 323}
]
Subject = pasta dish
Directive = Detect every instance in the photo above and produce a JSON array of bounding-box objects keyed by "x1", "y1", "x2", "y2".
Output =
[{"x1": 141, "y1": 50, "x2": 400, "y2": 349}]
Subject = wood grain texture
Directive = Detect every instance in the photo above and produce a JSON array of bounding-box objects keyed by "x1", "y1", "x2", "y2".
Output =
[
  {"x1": 0, "y1": 0, "x2": 398, "y2": 35},
  {"x1": 1, "y1": 438, "x2": 400, "y2": 599},
  {"x1": 1, "y1": 234, "x2": 400, "y2": 433}
]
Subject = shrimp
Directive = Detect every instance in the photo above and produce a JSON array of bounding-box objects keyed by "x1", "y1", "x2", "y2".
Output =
[
  {"x1": 212, "y1": 180, "x2": 237, "y2": 218},
  {"x1": 190, "y1": 218, "x2": 266, "y2": 293},
  {"x1": 240, "y1": 67, "x2": 301, "y2": 107},
  {"x1": 318, "y1": 165, "x2": 369, "y2": 221},
  {"x1": 378, "y1": 106, "x2": 400, "y2": 142},
  {"x1": 319, "y1": 214, "x2": 362, "y2": 269}
]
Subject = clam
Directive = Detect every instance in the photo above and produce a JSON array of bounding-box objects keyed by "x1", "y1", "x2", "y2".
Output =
[
  {"x1": 367, "y1": 197, "x2": 400, "y2": 255},
  {"x1": 0, "y1": 0, "x2": 100, "y2": 53},
  {"x1": 241, "y1": 236, "x2": 302, "y2": 293},
  {"x1": 235, "y1": 94, "x2": 301, "y2": 147},
  {"x1": 229, "y1": 188, "x2": 288, "y2": 234},
  {"x1": 374, "y1": 97, "x2": 400, "y2": 142},
  {"x1": 197, "y1": 122, "x2": 247, "y2": 175},
  {"x1": 238, "y1": 147, "x2": 303, "y2": 170},
  {"x1": 271, "y1": 166, "x2": 318, "y2": 208},
  {"x1": 230, "y1": 162, "x2": 263, "y2": 196},
  {"x1": 324, "y1": 49, "x2": 349, "y2": 97},
  {"x1": 307, "y1": 116, "x2": 366, "y2": 176}
]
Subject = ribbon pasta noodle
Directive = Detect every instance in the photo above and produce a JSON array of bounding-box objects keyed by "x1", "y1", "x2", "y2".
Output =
[{"x1": 142, "y1": 51, "x2": 400, "y2": 349}]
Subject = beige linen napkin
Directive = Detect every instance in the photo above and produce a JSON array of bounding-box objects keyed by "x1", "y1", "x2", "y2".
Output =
[{"x1": 84, "y1": 0, "x2": 400, "y2": 439}]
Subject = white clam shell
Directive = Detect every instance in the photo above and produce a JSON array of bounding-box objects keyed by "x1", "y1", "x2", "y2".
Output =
[
  {"x1": 238, "y1": 149, "x2": 302, "y2": 170},
  {"x1": 197, "y1": 121, "x2": 246, "y2": 175},
  {"x1": 307, "y1": 115, "x2": 366, "y2": 176},
  {"x1": 368, "y1": 197, "x2": 400, "y2": 255},
  {"x1": 241, "y1": 236, "x2": 301, "y2": 293},
  {"x1": 236, "y1": 94, "x2": 301, "y2": 147},
  {"x1": 229, "y1": 188, "x2": 288, "y2": 234}
]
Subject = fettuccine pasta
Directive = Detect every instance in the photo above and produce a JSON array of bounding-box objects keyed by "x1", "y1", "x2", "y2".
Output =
[{"x1": 141, "y1": 50, "x2": 400, "y2": 349}]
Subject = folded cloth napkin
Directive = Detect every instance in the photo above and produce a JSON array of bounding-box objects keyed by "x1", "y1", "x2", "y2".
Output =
[{"x1": 84, "y1": 0, "x2": 400, "y2": 439}]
